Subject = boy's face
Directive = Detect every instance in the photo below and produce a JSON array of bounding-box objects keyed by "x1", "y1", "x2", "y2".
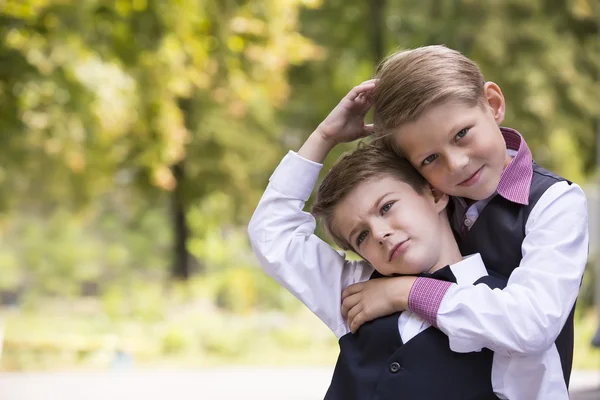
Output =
[
  {"x1": 393, "y1": 84, "x2": 512, "y2": 200},
  {"x1": 332, "y1": 175, "x2": 448, "y2": 276}
]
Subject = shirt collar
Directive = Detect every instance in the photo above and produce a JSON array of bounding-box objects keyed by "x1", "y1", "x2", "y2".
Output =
[
  {"x1": 448, "y1": 253, "x2": 487, "y2": 284},
  {"x1": 496, "y1": 127, "x2": 533, "y2": 205}
]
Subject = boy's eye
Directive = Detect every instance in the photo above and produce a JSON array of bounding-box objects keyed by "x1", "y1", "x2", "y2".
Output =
[
  {"x1": 380, "y1": 202, "x2": 394, "y2": 214},
  {"x1": 422, "y1": 154, "x2": 438, "y2": 166},
  {"x1": 455, "y1": 128, "x2": 469, "y2": 140},
  {"x1": 356, "y1": 231, "x2": 368, "y2": 246}
]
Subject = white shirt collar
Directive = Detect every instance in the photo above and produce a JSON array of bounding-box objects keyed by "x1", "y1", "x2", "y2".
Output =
[{"x1": 449, "y1": 253, "x2": 488, "y2": 285}]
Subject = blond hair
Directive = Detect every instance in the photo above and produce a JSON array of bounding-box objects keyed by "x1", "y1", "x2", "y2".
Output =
[
  {"x1": 373, "y1": 45, "x2": 486, "y2": 137},
  {"x1": 312, "y1": 140, "x2": 427, "y2": 251}
]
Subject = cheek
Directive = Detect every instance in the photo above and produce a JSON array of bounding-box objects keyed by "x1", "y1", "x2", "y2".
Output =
[
  {"x1": 478, "y1": 139, "x2": 503, "y2": 168},
  {"x1": 362, "y1": 246, "x2": 379, "y2": 264},
  {"x1": 481, "y1": 135, "x2": 504, "y2": 161},
  {"x1": 422, "y1": 168, "x2": 448, "y2": 189},
  {"x1": 403, "y1": 202, "x2": 435, "y2": 229}
]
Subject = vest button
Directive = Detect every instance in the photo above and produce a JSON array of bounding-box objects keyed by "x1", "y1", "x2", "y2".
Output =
[{"x1": 389, "y1": 362, "x2": 401, "y2": 373}]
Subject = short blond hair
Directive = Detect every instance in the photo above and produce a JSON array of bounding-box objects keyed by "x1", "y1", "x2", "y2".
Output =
[
  {"x1": 312, "y1": 140, "x2": 427, "y2": 251},
  {"x1": 373, "y1": 45, "x2": 486, "y2": 136}
]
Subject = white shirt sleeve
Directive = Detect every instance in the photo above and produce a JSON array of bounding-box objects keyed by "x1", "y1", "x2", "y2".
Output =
[
  {"x1": 436, "y1": 181, "x2": 588, "y2": 355},
  {"x1": 248, "y1": 151, "x2": 373, "y2": 338}
]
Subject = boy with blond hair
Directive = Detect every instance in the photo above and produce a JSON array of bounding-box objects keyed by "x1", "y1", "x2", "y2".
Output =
[
  {"x1": 361, "y1": 45, "x2": 588, "y2": 387},
  {"x1": 249, "y1": 79, "x2": 572, "y2": 399}
]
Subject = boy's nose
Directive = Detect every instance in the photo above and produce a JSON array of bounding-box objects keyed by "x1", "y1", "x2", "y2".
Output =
[
  {"x1": 447, "y1": 153, "x2": 469, "y2": 173},
  {"x1": 376, "y1": 231, "x2": 392, "y2": 244}
]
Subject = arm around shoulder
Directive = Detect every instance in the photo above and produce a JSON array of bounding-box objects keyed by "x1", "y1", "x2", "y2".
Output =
[{"x1": 431, "y1": 182, "x2": 588, "y2": 355}]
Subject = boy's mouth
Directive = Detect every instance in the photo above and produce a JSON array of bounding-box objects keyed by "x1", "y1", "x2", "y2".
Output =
[
  {"x1": 389, "y1": 239, "x2": 409, "y2": 262},
  {"x1": 458, "y1": 166, "x2": 483, "y2": 187}
]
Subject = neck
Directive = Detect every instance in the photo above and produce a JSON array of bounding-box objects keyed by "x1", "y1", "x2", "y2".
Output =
[
  {"x1": 426, "y1": 216, "x2": 463, "y2": 273},
  {"x1": 504, "y1": 152, "x2": 513, "y2": 168}
]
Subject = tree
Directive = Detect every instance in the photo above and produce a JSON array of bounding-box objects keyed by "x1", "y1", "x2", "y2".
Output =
[{"x1": 0, "y1": 0, "x2": 322, "y2": 279}]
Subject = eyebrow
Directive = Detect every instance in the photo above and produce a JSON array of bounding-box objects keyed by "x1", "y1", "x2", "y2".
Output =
[
  {"x1": 347, "y1": 192, "x2": 393, "y2": 244},
  {"x1": 411, "y1": 144, "x2": 436, "y2": 163},
  {"x1": 446, "y1": 120, "x2": 468, "y2": 138}
]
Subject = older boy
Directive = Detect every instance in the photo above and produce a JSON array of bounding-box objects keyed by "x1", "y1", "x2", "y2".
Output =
[
  {"x1": 340, "y1": 46, "x2": 587, "y2": 395},
  {"x1": 249, "y1": 83, "x2": 568, "y2": 399}
]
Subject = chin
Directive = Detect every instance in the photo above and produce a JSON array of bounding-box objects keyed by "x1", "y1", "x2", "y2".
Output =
[
  {"x1": 400, "y1": 264, "x2": 430, "y2": 276},
  {"x1": 480, "y1": 181, "x2": 499, "y2": 199},
  {"x1": 464, "y1": 182, "x2": 496, "y2": 200},
  {"x1": 472, "y1": 189, "x2": 494, "y2": 201}
]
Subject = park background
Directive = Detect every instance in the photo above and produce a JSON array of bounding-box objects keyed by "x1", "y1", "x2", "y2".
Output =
[{"x1": 0, "y1": 0, "x2": 598, "y2": 394}]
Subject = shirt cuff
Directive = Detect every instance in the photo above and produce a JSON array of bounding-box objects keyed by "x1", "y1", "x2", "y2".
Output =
[
  {"x1": 408, "y1": 277, "x2": 453, "y2": 328},
  {"x1": 269, "y1": 150, "x2": 323, "y2": 201}
]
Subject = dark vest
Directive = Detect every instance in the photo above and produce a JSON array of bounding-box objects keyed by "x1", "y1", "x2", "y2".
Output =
[
  {"x1": 325, "y1": 267, "x2": 505, "y2": 400},
  {"x1": 456, "y1": 163, "x2": 575, "y2": 387}
]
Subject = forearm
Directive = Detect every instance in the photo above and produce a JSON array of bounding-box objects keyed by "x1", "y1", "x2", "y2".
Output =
[
  {"x1": 409, "y1": 183, "x2": 588, "y2": 355},
  {"x1": 391, "y1": 276, "x2": 417, "y2": 312},
  {"x1": 297, "y1": 129, "x2": 337, "y2": 164},
  {"x1": 410, "y1": 256, "x2": 583, "y2": 355},
  {"x1": 437, "y1": 280, "x2": 577, "y2": 355}
]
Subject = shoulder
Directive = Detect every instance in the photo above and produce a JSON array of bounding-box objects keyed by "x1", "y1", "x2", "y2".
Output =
[
  {"x1": 531, "y1": 163, "x2": 569, "y2": 184},
  {"x1": 527, "y1": 180, "x2": 587, "y2": 228}
]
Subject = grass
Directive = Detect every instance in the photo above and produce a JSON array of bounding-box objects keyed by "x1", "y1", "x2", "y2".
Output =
[
  {"x1": 0, "y1": 298, "x2": 598, "y2": 372},
  {"x1": 0, "y1": 298, "x2": 339, "y2": 371}
]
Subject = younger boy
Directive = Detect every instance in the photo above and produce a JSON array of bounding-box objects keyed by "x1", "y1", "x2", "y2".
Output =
[{"x1": 249, "y1": 83, "x2": 568, "y2": 399}]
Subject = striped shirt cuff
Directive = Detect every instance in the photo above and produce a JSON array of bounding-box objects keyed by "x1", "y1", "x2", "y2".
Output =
[{"x1": 408, "y1": 277, "x2": 453, "y2": 328}]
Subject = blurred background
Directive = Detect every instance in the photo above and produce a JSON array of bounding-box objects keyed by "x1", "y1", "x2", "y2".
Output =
[{"x1": 0, "y1": 0, "x2": 598, "y2": 398}]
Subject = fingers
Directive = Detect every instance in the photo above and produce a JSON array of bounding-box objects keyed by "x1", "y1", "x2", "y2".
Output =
[
  {"x1": 355, "y1": 94, "x2": 373, "y2": 113},
  {"x1": 352, "y1": 124, "x2": 374, "y2": 140},
  {"x1": 347, "y1": 303, "x2": 363, "y2": 333},
  {"x1": 361, "y1": 78, "x2": 378, "y2": 85},
  {"x1": 341, "y1": 292, "x2": 361, "y2": 318},
  {"x1": 363, "y1": 123, "x2": 375, "y2": 135},
  {"x1": 345, "y1": 80, "x2": 377, "y2": 102},
  {"x1": 350, "y1": 311, "x2": 365, "y2": 334},
  {"x1": 342, "y1": 282, "x2": 363, "y2": 300}
]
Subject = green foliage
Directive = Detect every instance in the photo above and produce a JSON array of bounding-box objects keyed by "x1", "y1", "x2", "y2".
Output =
[
  {"x1": 573, "y1": 308, "x2": 600, "y2": 370},
  {"x1": 213, "y1": 267, "x2": 259, "y2": 314},
  {"x1": 0, "y1": 205, "x2": 170, "y2": 297},
  {"x1": 0, "y1": 0, "x2": 322, "y2": 214},
  {"x1": 161, "y1": 325, "x2": 193, "y2": 355},
  {"x1": 271, "y1": 325, "x2": 315, "y2": 350},
  {"x1": 211, "y1": 266, "x2": 299, "y2": 313},
  {"x1": 101, "y1": 281, "x2": 166, "y2": 322},
  {"x1": 578, "y1": 261, "x2": 596, "y2": 312}
]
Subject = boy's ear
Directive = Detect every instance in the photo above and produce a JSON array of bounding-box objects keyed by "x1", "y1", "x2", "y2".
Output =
[
  {"x1": 483, "y1": 82, "x2": 505, "y2": 124},
  {"x1": 429, "y1": 185, "x2": 449, "y2": 213}
]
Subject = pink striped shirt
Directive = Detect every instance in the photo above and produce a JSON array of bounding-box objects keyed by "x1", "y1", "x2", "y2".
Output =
[{"x1": 408, "y1": 127, "x2": 534, "y2": 327}]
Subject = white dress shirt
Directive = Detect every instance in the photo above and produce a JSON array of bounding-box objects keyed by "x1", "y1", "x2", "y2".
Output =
[{"x1": 248, "y1": 151, "x2": 571, "y2": 400}]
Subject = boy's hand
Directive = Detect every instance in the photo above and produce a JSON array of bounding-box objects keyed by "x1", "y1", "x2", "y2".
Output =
[
  {"x1": 298, "y1": 80, "x2": 377, "y2": 163},
  {"x1": 341, "y1": 276, "x2": 417, "y2": 334},
  {"x1": 315, "y1": 79, "x2": 377, "y2": 145}
]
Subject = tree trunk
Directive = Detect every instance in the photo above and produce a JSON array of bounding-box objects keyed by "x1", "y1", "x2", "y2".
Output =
[
  {"x1": 368, "y1": 0, "x2": 386, "y2": 64},
  {"x1": 171, "y1": 161, "x2": 191, "y2": 279}
]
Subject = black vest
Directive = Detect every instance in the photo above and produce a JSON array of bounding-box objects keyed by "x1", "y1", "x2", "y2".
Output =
[
  {"x1": 325, "y1": 267, "x2": 505, "y2": 400},
  {"x1": 456, "y1": 163, "x2": 575, "y2": 387}
]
